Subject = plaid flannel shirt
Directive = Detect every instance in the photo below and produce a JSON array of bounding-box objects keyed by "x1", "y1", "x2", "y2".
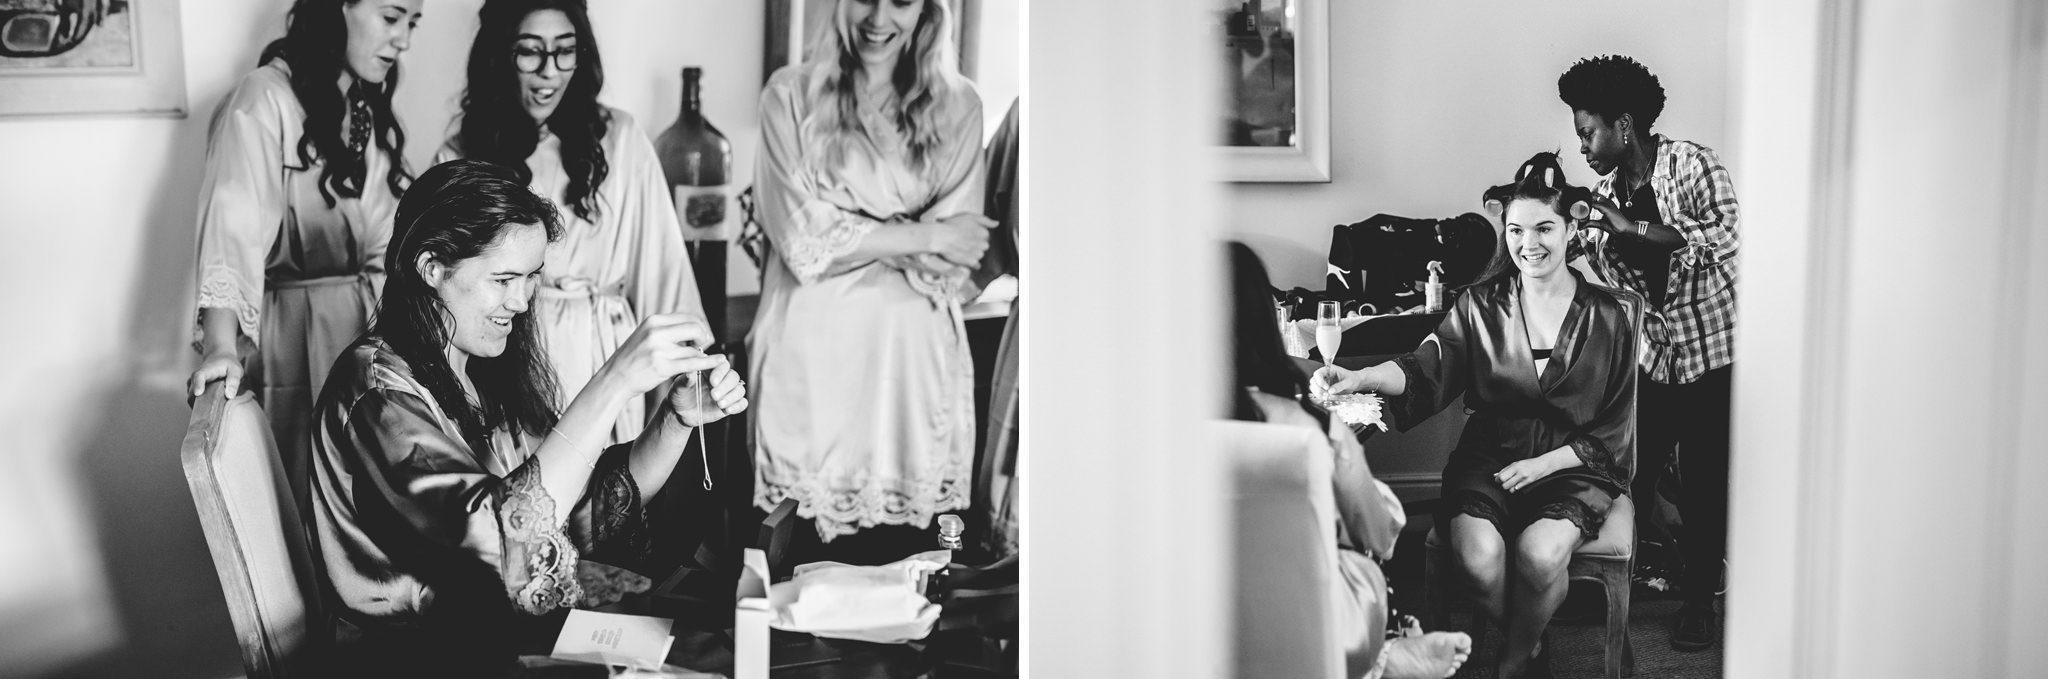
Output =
[{"x1": 1591, "y1": 135, "x2": 1740, "y2": 385}]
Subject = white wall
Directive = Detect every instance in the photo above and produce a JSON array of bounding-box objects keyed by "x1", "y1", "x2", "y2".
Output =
[
  {"x1": 1722, "y1": 1, "x2": 2048, "y2": 678},
  {"x1": 1227, "y1": 0, "x2": 1729, "y2": 290},
  {"x1": 1027, "y1": 0, "x2": 1229, "y2": 676},
  {"x1": 0, "y1": 2, "x2": 764, "y2": 676}
]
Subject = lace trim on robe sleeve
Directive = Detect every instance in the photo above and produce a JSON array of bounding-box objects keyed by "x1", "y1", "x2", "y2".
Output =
[
  {"x1": 497, "y1": 461, "x2": 584, "y2": 615},
  {"x1": 195, "y1": 264, "x2": 263, "y2": 352},
  {"x1": 1567, "y1": 436, "x2": 1630, "y2": 490},
  {"x1": 580, "y1": 447, "x2": 652, "y2": 564},
  {"x1": 902, "y1": 259, "x2": 969, "y2": 307},
  {"x1": 783, "y1": 203, "x2": 879, "y2": 284}
]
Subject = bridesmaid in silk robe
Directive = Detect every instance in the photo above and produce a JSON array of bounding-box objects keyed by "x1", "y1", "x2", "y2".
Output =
[
  {"x1": 440, "y1": 0, "x2": 705, "y2": 446},
  {"x1": 749, "y1": 0, "x2": 992, "y2": 542},
  {"x1": 305, "y1": 161, "x2": 746, "y2": 673},
  {"x1": 189, "y1": 0, "x2": 422, "y2": 513},
  {"x1": 1316, "y1": 153, "x2": 1640, "y2": 679}
]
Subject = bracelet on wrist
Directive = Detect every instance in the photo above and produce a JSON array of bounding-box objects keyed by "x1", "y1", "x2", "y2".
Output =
[{"x1": 547, "y1": 426, "x2": 601, "y2": 469}]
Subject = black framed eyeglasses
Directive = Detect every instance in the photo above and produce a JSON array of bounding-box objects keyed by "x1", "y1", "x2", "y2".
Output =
[{"x1": 511, "y1": 42, "x2": 578, "y2": 74}]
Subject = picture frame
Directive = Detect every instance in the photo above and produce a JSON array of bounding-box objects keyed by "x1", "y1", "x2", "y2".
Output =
[
  {"x1": 0, "y1": 0, "x2": 188, "y2": 118},
  {"x1": 764, "y1": 0, "x2": 979, "y2": 84},
  {"x1": 1216, "y1": 0, "x2": 1328, "y2": 183}
]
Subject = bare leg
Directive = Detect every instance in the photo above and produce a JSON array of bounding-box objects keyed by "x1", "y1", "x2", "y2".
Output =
[
  {"x1": 1449, "y1": 515, "x2": 1508, "y2": 627},
  {"x1": 1499, "y1": 518, "x2": 1583, "y2": 678}
]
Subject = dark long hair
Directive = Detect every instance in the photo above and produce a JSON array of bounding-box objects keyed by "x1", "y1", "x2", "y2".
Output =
[
  {"x1": 456, "y1": 0, "x2": 611, "y2": 222},
  {"x1": 1472, "y1": 152, "x2": 1596, "y2": 296},
  {"x1": 376, "y1": 160, "x2": 564, "y2": 448},
  {"x1": 1228, "y1": 242, "x2": 1330, "y2": 429},
  {"x1": 258, "y1": 0, "x2": 412, "y2": 207}
]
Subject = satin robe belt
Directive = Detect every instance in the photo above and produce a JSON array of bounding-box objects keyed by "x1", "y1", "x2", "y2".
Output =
[
  {"x1": 536, "y1": 278, "x2": 626, "y2": 300},
  {"x1": 270, "y1": 272, "x2": 370, "y2": 290}
]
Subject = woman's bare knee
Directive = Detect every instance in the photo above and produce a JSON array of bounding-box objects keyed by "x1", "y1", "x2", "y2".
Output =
[{"x1": 1512, "y1": 519, "x2": 1580, "y2": 587}]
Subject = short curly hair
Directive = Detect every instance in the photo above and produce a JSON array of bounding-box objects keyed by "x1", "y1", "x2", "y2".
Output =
[{"x1": 1558, "y1": 55, "x2": 1666, "y2": 135}]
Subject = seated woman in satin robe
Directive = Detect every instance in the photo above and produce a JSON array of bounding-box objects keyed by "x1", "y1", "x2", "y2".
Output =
[
  {"x1": 1313, "y1": 153, "x2": 1640, "y2": 679},
  {"x1": 306, "y1": 160, "x2": 747, "y2": 673},
  {"x1": 1228, "y1": 242, "x2": 1471, "y2": 679}
]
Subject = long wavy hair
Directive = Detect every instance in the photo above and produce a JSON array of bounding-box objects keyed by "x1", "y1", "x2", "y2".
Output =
[
  {"x1": 258, "y1": 0, "x2": 412, "y2": 207},
  {"x1": 375, "y1": 160, "x2": 565, "y2": 448},
  {"x1": 456, "y1": 0, "x2": 611, "y2": 222},
  {"x1": 1228, "y1": 241, "x2": 1330, "y2": 429},
  {"x1": 1471, "y1": 152, "x2": 1596, "y2": 297},
  {"x1": 808, "y1": 0, "x2": 964, "y2": 173}
]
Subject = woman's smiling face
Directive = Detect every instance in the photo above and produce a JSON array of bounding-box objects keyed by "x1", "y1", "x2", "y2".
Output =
[
  {"x1": 1504, "y1": 198, "x2": 1575, "y2": 280},
  {"x1": 425, "y1": 221, "x2": 546, "y2": 358},
  {"x1": 513, "y1": 9, "x2": 577, "y2": 125},
  {"x1": 842, "y1": 0, "x2": 924, "y2": 71}
]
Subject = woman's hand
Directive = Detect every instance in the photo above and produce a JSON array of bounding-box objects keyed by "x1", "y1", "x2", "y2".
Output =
[
  {"x1": 188, "y1": 352, "x2": 244, "y2": 401},
  {"x1": 599, "y1": 313, "x2": 716, "y2": 395},
  {"x1": 926, "y1": 212, "x2": 997, "y2": 268},
  {"x1": 665, "y1": 355, "x2": 750, "y2": 427},
  {"x1": 1494, "y1": 457, "x2": 1558, "y2": 494},
  {"x1": 900, "y1": 253, "x2": 970, "y2": 278},
  {"x1": 1583, "y1": 195, "x2": 1636, "y2": 236},
  {"x1": 1311, "y1": 365, "x2": 1371, "y2": 399}
]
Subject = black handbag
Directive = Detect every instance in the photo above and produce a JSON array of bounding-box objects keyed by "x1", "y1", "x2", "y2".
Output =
[{"x1": 1325, "y1": 212, "x2": 1497, "y2": 315}]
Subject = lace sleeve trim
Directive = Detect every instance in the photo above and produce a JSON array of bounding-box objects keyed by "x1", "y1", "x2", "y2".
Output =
[
  {"x1": 196, "y1": 265, "x2": 262, "y2": 351},
  {"x1": 902, "y1": 257, "x2": 969, "y2": 306},
  {"x1": 498, "y1": 461, "x2": 583, "y2": 615},
  {"x1": 1567, "y1": 436, "x2": 1629, "y2": 489},
  {"x1": 782, "y1": 205, "x2": 878, "y2": 284},
  {"x1": 582, "y1": 449, "x2": 652, "y2": 564}
]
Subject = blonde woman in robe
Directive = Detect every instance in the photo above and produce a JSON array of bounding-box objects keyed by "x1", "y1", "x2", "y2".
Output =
[
  {"x1": 752, "y1": 0, "x2": 994, "y2": 543},
  {"x1": 439, "y1": 0, "x2": 705, "y2": 446}
]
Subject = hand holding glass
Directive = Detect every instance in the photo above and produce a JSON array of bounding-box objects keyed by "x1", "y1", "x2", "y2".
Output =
[{"x1": 1315, "y1": 301, "x2": 1344, "y2": 366}]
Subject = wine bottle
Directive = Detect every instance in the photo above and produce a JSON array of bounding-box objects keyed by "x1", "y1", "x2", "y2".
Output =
[{"x1": 654, "y1": 67, "x2": 733, "y2": 338}]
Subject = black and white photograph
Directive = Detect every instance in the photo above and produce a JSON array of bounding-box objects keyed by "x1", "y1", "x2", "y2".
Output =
[
  {"x1": 0, "y1": 0, "x2": 1017, "y2": 676},
  {"x1": 4, "y1": 1, "x2": 2048, "y2": 679}
]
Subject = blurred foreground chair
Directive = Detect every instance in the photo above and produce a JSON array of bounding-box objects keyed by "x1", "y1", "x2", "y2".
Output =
[
  {"x1": 1210, "y1": 419, "x2": 1356, "y2": 679},
  {"x1": 179, "y1": 384, "x2": 323, "y2": 679},
  {"x1": 1423, "y1": 494, "x2": 1637, "y2": 679}
]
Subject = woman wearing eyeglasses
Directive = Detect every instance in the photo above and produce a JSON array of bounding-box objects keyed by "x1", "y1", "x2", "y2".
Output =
[{"x1": 439, "y1": 0, "x2": 704, "y2": 446}]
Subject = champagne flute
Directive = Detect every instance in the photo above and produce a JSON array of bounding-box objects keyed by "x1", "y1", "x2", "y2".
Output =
[{"x1": 1315, "y1": 301, "x2": 1343, "y2": 400}]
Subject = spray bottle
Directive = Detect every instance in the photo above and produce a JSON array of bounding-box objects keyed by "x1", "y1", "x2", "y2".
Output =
[{"x1": 1425, "y1": 261, "x2": 1446, "y2": 313}]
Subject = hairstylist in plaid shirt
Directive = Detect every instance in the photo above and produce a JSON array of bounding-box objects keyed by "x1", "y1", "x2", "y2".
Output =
[{"x1": 1559, "y1": 55, "x2": 1738, "y2": 653}]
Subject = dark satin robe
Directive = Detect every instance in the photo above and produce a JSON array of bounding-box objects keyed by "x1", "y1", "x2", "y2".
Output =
[
  {"x1": 1387, "y1": 274, "x2": 1641, "y2": 534},
  {"x1": 306, "y1": 336, "x2": 652, "y2": 671}
]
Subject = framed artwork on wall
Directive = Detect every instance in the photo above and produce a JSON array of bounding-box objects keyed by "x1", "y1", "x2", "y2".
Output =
[
  {"x1": 1216, "y1": 0, "x2": 1328, "y2": 182},
  {"x1": 0, "y1": 0, "x2": 187, "y2": 118}
]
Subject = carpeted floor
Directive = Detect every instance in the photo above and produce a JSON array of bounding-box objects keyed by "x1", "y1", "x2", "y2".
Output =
[
  {"x1": 1422, "y1": 597, "x2": 1724, "y2": 679},
  {"x1": 1383, "y1": 527, "x2": 1725, "y2": 679}
]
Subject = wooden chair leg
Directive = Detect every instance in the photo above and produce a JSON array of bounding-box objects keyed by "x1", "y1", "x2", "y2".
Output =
[
  {"x1": 1602, "y1": 559, "x2": 1635, "y2": 679},
  {"x1": 1424, "y1": 543, "x2": 1448, "y2": 631}
]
